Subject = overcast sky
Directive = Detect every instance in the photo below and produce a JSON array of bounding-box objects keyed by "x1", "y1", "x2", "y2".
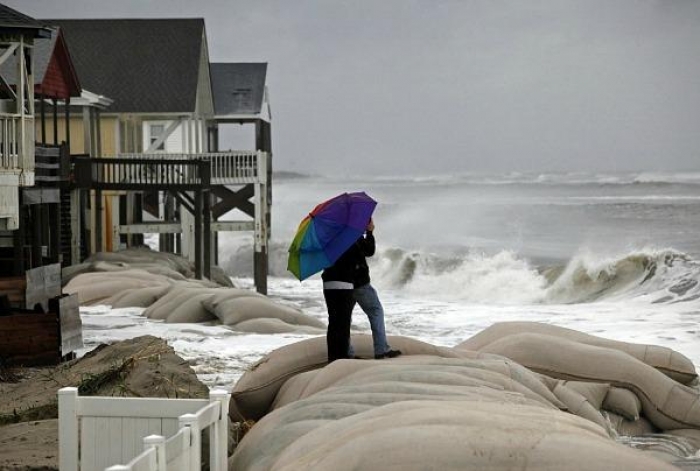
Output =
[{"x1": 7, "y1": 0, "x2": 700, "y2": 176}]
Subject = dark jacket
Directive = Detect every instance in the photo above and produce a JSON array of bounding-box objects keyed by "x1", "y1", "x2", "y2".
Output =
[
  {"x1": 321, "y1": 245, "x2": 357, "y2": 284},
  {"x1": 322, "y1": 231, "x2": 375, "y2": 286},
  {"x1": 353, "y1": 231, "x2": 375, "y2": 287}
]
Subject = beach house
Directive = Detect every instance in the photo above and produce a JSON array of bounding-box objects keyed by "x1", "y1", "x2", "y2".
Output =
[
  {"x1": 0, "y1": 4, "x2": 82, "y2": 365},
  {"x1": 42, "y1": 19, "x2": 272, "y2": 292}
]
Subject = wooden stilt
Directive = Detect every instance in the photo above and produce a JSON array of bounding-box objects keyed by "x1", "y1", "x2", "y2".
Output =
[
  {"x1": 31, "y1": 205, "x2": 42, "y2": 268},
  {"x1": 203, "y1": 190, "x2": 211, "y2": 280},
  {"x1": 13, "y1": 204, "x2": 26, "y2": 275},
  {"x1": 194, "y1": 190, "x2": 203, "y2": 279},
  {"x1": 50, "y1": 202, "x2": 60, "y2": 264},
  {"x1": 94, "y1": 188, "x2": 103, "y2": 253},
  {"x1": 52, "y1": 99, "x2": 58, "y2": 146}
]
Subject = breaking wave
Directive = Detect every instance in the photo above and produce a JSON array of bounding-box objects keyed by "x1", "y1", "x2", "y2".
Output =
[
  {"x1": 221, "y1": 235, "x2": 700, "y2": 306},
  {"x1": 369, "y1": 246, "x2": 700, "y2": 305}
]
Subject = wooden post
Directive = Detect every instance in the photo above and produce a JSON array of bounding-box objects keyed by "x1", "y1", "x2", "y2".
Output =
[
  {"x1": 39, "y1": 92, "x2": 46, "y2": 144},
  {"x1": 31, "y1": 205, "x2": 42, "y2": 268},
  {"x1": 13, "y1": 204, "x2": 26, "y2": 275},
  {"x1": 70, "y1": 190, "x2": 81, "y2": 265},
  {"x1": 253, "y1": 151, "x2": 268, "y2": 294},
  {"x1": 133, "y1": 193, "x2": 143, "y2": 246},
  {"x1": 165, "y1": 193, "x2": 174, "y2": 253},
  {"x1": 95, "y1": 188, "x2": 103, "y2": 253},
  {"x1": 52, "y1": 99, "x2": 58, "y2": 146},
  {"x1": 95, "y1": 109, "x2": 102, "y2": 157},
  {"x1": 202, "y1": 159, "x2": 211, "y2": 280},
  {"x1": 82, "y1": 106, "x2": 91, "y2": 156},
  {"x1": 125, "y1": 193, "x2": 133, "y2": 247},
  {"x1": 194, "y1": 189, "x2": 202, "y2": 279},
  {"x1": 255, "y1": 121, "x2": 272, "y2": 295},
  {"x1": 204, "y1": 190, "x2": 211, "y2": 280},
  {"x1": 65, "y1": 97, "x2": 71, "y2": 152},
  {"x1": 50, "y1": 202, "x2": 60, "y2": 264}
]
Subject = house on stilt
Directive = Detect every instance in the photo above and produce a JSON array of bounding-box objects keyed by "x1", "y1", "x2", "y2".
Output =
[
  {"x1": 0, "y1": 4, "x2": 82, "y2": 366},
  {"x1": 45, "y1": 18, "x2": 272, "y2": 293}
]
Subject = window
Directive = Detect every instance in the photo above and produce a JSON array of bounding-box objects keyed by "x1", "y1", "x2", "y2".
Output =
[{"x1": 150, "y1": 124, "x2": 166, "y2": 151}]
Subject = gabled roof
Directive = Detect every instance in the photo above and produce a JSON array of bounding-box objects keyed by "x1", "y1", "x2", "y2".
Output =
[
  {"x1": 0, "y1": 3, "x2": 51, "y2": 37},
  {"x1": 44, "y1": 18, "x2": 206, "y2": 113},
  {"x1": 211, "y1": 63, "x2": 267, "y2": 117},
  {"x1": 1, "y1": 27, "x2": 82, "y2": 98}
]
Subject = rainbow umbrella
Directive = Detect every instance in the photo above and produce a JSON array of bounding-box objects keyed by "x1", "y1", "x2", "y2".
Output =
[{"x1": 288, "y1": 192, "x2": 377, "y2": 280}]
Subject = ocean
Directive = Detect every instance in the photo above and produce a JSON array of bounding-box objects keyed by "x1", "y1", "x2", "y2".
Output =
[{"x1": 80, "y1": 170, "x2": 700, "y2": 393}]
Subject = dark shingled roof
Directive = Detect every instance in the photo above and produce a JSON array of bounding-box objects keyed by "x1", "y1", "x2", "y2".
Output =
[
  {"x1": 211, "y1": 63, "x2": 267, "y2": 116},
  {"x1": 0, "y1": 29, "x2": 71, "y2": 93},
  {"x1": 44, "y1": 18, "x2": 206, "y2": 113},
  {"x1": 0, "y1": 29, "x2": 54, "y2": 83},
  {"x1": 0, "y1": 3, "x2": 51, "y2": 37}
]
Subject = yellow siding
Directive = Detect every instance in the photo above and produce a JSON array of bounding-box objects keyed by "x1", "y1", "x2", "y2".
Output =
[{"x1": 38, "y1": 116, "x2": 118, "y2": 156}]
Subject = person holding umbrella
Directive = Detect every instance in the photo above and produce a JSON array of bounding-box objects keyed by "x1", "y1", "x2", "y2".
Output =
[{"x1": 287, "y1": 192, "x2": 379, "y2": 363}]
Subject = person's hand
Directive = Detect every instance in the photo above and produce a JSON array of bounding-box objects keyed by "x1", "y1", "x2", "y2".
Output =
[{"x1": 366, "y1": 218, "x2": 375, "y2": 232}]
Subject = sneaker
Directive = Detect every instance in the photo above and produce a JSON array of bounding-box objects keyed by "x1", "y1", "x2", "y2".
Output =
[{"x1": 375, "y1": 349, "x2": 402, "y2": 359}]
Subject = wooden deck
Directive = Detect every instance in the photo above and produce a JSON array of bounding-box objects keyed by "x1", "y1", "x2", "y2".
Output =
[
  {"x1": 71, "y1": 151, "x2": 270, "y2": 290},
  {"x1": 74, "y1": 151, "x2": 266, "y2": 190}
]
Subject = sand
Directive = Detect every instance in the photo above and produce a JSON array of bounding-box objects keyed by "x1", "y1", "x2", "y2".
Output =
[{"x1": 0, "y1": 336, "x2": 209, "y2": 471}]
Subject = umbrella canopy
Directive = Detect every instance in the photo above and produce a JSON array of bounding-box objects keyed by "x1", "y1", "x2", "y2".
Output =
[{"x1": 288, "y1": 192, "x2": 377, "y2": 280}]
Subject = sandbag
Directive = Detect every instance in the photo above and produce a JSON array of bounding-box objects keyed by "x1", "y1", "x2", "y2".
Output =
[
  {"x1": 107, "y1": 285, "x2": 172, "y2": 308},
  {"x1": 603, "y1": 387, "x2": 642, "y2": 421},
  {"x1": 552, "y1": 381, "x2": 609, "y2": 430},
  {"x1": 562, "y1": 380, "x2": 610, "y2": 409},
  {"x1": 201, "y1": 288, "x2": 263, "y2": 312},
  {"x1": 143, "y1": 286, "x2": 216, "y2": 320},
  {"x1": 604, "y1": 412, "x2": 658, "y2": 436},
  {"x1": 83, "y1": 247, "x2": 233, "y2": 287},
  {"x1": 231, "y1": 318, "x2": 325, "y2": 334},
  {"x1": 121, "y1": 262, "x2": 188, "y2": 281},
  {"x1": 87, "y1": 248, "x2": 193, "y2": 277},
  {"x1": 272, "y1": 370, "x2": 320, "y2": 411},
  {"x1": 231, "y1": 399, "x2": 676, "y2": 471},
  {"x1": 457, "y1": 321, "x2": 697, "y2": 384},
  {"x1": 164, "y1": 293, "x2": 218, "y2": 323},
  {"x1": 478, "y1": 332, "x2": 700, "y2": 431},
  {"x1": 208, "y1": 296, "x2": 324, "y2": 329},
  {"x1": 63, "y1": 271, "x2": 170, "y2": 305},
  {"x1": 230, "y1": 335, "x2": 476, "y2": 421},
  {"x1": 280, "y1": 357, "x2": 565, "y2": 411}
]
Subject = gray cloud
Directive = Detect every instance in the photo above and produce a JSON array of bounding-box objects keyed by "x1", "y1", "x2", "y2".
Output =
[{"x1": 8, "y1": 0, "x2": 700, "y2": 176}]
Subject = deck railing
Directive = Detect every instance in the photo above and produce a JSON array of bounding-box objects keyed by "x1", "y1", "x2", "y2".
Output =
[
  {"x1": 73, "y1": 157, "x2": 211, "y2": 191},
  {"x1": 58, "y1": 387, "x2": 230, "y2": 471},
  {"x1": 117, "y1": 151, "x2": 266, "y2": 185},
  {"x1": 0, "y1": 113, "x2": 34, "y2": 180},
  {"x1": 73, "y1": 151, "x2": 267, "y2": 190}
]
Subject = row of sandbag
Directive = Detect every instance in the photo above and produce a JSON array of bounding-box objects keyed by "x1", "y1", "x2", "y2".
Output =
[
  {"x1": 62, "y1": 247, "x2": 233, "y2": 288},
  {"x1": 63, "y1": 267, "x2": 324, "y2": 334},
  {"x1": 454, "y1": 321, "x2": 700, "y2": 431},
  {"x1": 228, "y1": 324, "x2": 700, "y2": 465},
  {"x1": 228, "y1": 332, "x2": 699, "y2": 432},
  {"x1": 229, "y1": 335, "x2": 688, "y2": 470}
]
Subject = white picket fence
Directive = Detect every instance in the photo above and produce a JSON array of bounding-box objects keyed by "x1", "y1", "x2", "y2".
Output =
[{"x1": 58, "y1": 387, "x2": 230, "y2": 471}]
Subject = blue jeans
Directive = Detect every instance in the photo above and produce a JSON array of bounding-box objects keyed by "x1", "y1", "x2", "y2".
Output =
[{"x1": 348, "y1": 283, "x2": 391, "y2": 357}]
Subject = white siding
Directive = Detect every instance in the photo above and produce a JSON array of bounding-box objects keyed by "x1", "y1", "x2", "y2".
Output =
[{"x1": 142, "y1": 120, "x2": 185, "y2": 153}]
